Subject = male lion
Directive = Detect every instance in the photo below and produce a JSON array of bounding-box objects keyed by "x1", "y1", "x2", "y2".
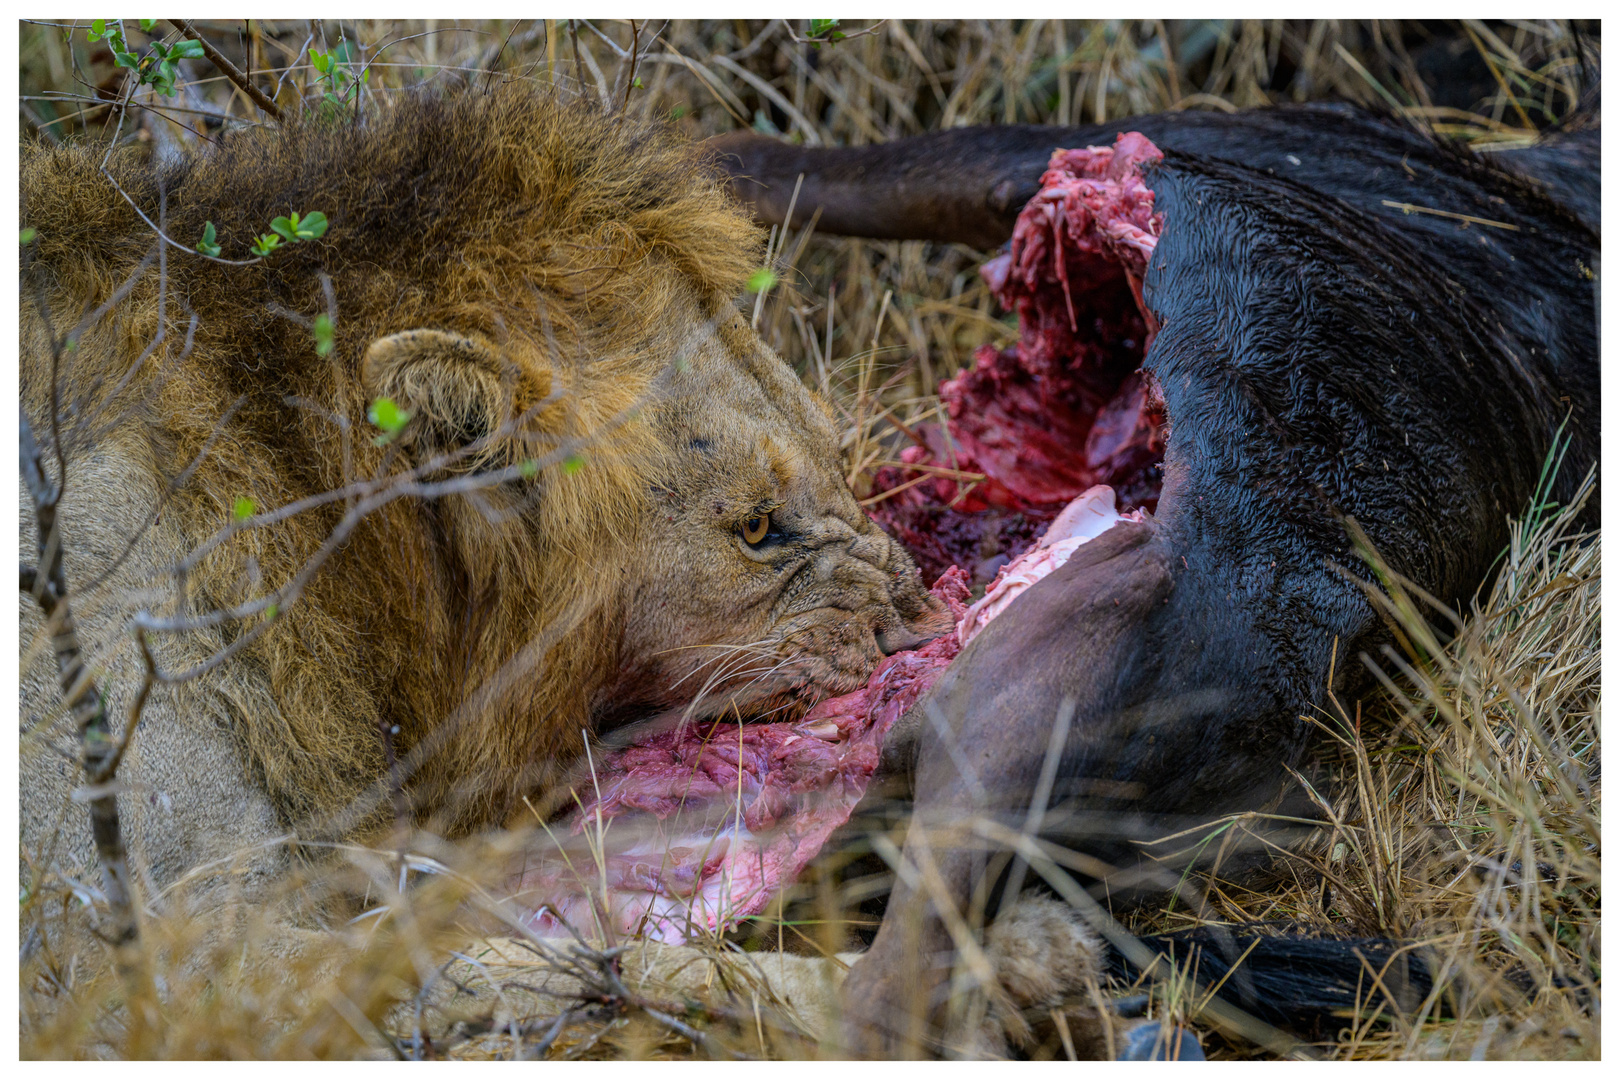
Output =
[{"x1": 19, "y1": 86, "x2": 947, "y2": 965}]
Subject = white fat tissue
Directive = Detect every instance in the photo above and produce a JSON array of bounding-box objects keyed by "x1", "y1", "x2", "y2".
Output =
[{"x1": 958, "y1": 484, "x2": 1143, "y2": 646}]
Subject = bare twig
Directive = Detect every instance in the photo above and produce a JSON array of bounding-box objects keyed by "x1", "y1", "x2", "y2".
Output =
[
  {"x1": 480, "y1": 19, "x2": 522, "y2": 93},
  {"x1": 621, "y1": 21, "x2": 640, "y2": 111},
  {"x1": 378, "y1": 717, "x2": 411, "y2": 874}
]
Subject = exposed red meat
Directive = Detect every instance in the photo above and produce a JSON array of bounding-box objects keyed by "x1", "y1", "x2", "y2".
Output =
[
  {"x1": 517, "y1": 135, "x2": 1171, "y2": 945},
  {"x1": 870, "y1": 133, "x2": 1168, "y2": 582},
  {"x1": 520, "y1": 485, "x2": 1139, "y2": 943}
]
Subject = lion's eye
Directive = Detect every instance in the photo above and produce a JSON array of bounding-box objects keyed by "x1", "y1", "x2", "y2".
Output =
[{"x1": 742, "y1": 513, "x2": 770, "y2": 546}]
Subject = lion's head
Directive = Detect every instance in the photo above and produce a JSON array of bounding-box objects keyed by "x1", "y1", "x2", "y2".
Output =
[
  {"x1": 596, "y1": 311, "x2": 946, "y2": 730},
  {"x1": 22, "y1": 84, "x2": 946, "y2": 839},
  {"x1": 356, "y1": 301, "x2": 949, "y2": 809}
]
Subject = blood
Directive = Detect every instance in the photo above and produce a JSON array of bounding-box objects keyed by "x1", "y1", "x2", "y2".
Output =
[
  {"x1": 870, "y1": 132, "x2": 1168, "y2": 584},
  {"x1": 520, "y1": 484, "x2": 1142, "y2": 944},
  {"x1": 519, "y1": 134, "x2": 1169, "y2": 944}
]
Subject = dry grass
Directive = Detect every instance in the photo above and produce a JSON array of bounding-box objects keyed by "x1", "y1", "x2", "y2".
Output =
[{"x1": 18, "y1": 19, "x2": 1599, "y2": 1060}]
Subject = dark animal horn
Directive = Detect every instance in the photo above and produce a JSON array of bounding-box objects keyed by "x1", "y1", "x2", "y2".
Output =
[{"x1": 707, "y1": 128, "x2": 1067, "y2": 248}]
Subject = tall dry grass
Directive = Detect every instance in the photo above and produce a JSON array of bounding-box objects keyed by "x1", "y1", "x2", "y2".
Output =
[{"x1": 19, "y1": 19, "x2": 1599, "y2": 1059}]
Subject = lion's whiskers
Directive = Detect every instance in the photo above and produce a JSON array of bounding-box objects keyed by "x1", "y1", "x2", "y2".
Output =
[
  {"x1": 666, "y1": 639, "x2": 777, "y2": 694},
  {"x1": 677, "y1": 653, "x2": 803, "y2": 734}
]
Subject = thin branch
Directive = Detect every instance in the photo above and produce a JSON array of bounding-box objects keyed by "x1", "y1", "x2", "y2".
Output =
[
  {"x1": 171, "y1": 19, "x2": 284, "y2": 121},
  {"x1": 621, "y1": 21, "x2": 640, "y2": 112},
  {"x1": 782, "y1": 19, "x2": 887, "y2": 46},
  {"x1": 99, "y1": 163, "x2": 263, "y2": 266},
  {"x1": 23, "y1": 254, "x2": 70, "y2": 509},
  {"x1": 481, "y1": 19, "x2": 523, "y2": 93},
  {"x1": 20, "y1": 413, "x2": 140, "y2": 957},
  {"x1": 94, "y1": 626, "x2": 160, "y2": 787}
]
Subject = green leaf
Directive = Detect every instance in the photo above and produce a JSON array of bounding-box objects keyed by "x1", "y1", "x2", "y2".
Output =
[
  {"x1": 563, "y1": 454, "x2": 585, "y2": 475},
  {"x1": 312, "y1": 313, "x2": 334, "y2": 357},
  {"x1": 232, "y1": 496, "x2": 256, "y2": 521},
  {"x1": 89, "y1": 19, "x2": 108, "y2": 41},
  {"x1": 154, "y1": 58, "x2": 178, "y2": 94},
  {"x1": 138, "y1": 19, "x2": 157, "y2": 32},
  {"x1": 264, "y1": 602, "x2": 279, "y2": 621},
  {"x1": 309, "y1": 48, "x2": 331, "y2": 75},
  {"x1": 269, "y1": 215, "x2": 297, "y2": 242},
  {"x1": 809, "y1": 18, "x2": 840, "y2": 37},
  {"x1": 20, "y1": 227, "x2": 37, "y2": 245},
  {"x1": 196, "y1": 221, "x2": 221, "y2": 258},
  {"x1": 519, "y1": 458, "x2": 540, "y2": 480},
  {"x1": 745, "y1": 267, "x2": 778, "y2": 294},
  {"x1": 293, "y1": 210, "x2": 327, "y2": 240},
  {"x1": 367, "y1": 397, "x2": 410, "y2": 435},
  {"x1": 249, "y1": 233, "x2": 281, "y2": 257},
  {"x1": 172, "y1": 39, "x2": 205, "y2": 59},
  {"x1": 669, "y1": 104, "x2": 687, "y2": 120},
  {"x1": 113, "y1": 49, "x2": 140, "y2": 70},
  {"x1": 632, "y1": 76, "x2": 644, "y2": 89}
]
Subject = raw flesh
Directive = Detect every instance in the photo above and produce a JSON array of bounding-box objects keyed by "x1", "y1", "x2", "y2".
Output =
[
  {"x1": 520, "y1": 133, "x2": 1169, "y2": 945},
  {"x1": 522, "y1": 486, "x2": 1136, "y2": 944},
  {"x1": 870, "y1": 132, "x2": 1168, "y2": 584}
]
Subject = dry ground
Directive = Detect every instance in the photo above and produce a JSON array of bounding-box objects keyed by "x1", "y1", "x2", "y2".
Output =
[{"x1": 19, "y1": 19, "x2": 1600, "y2": 1059}]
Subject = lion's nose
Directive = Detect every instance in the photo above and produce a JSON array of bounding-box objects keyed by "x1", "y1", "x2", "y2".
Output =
[{"x1": 875, "y1": 626, "x2": 936, "y2": 656}]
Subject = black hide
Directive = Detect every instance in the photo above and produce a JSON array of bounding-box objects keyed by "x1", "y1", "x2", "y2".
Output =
[{"x1": 713, "y1": 104, "x2": 1599, "y2": 1053}]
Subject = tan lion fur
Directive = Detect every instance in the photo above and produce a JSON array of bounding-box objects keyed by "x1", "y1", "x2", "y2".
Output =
[{"x1": 19, "y1": 85, "x2": 944, "y2": 929}]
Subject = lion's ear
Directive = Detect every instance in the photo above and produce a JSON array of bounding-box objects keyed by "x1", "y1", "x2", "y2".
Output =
[{"x1": 361, "y1": 329, "x2": 552, "y2": 469}]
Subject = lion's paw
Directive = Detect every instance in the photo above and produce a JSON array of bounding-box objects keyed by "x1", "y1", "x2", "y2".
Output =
[{"x1": 949, "y1": 893, "x2": 1114, "y2": 1059}]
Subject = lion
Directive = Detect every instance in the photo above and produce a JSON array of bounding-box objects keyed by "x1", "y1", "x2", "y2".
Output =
[{"x1": 18, "y1": 85, "x2": 950, "y2": 980}]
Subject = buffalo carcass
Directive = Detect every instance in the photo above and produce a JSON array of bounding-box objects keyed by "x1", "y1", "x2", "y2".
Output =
[{"x1": 710, "y1": 104, "x2": 1599, "y2": 1052}]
